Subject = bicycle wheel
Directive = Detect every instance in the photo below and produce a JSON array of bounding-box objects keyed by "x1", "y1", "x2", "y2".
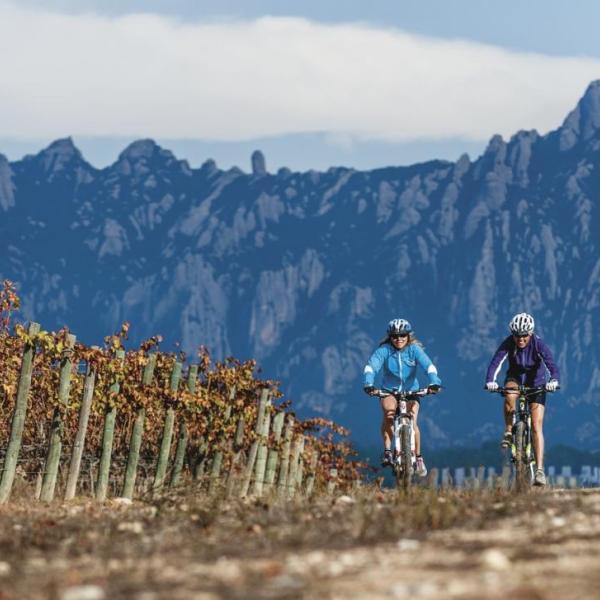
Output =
[
  {"x1": 514, "y1": 421, "x2": 529, "y2": 491},
  {"x1": 399, "y1": 424, "x2": 412, "y2": 491}
]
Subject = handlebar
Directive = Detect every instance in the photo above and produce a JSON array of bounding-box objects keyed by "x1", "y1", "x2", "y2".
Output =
[
  {"x1": 371, "y1": 387, "x2": 440, "y2": 399},
  {"x1": 486, "y1": 385, "x2": 559, "y2": 395}
]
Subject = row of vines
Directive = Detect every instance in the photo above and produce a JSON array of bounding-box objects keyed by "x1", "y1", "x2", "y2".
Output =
[{"x1": 0, "y1": 281, "x2": 363, "y2": 503}]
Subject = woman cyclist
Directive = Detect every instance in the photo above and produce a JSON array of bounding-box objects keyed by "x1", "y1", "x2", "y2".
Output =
[
  {"x1": 485, "y1": 312, "x2": 560, "y2": 486},
  {"x1": 363, "y1": 318, "x2": 442, "y2": 476}
]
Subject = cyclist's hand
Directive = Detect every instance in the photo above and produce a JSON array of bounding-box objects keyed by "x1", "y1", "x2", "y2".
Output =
[
  {"x1": 545, "y1": 379, "x2": 559, "y2": 392},
  {"x1": 363, "y1": 385, "x2": 376, "y2": 396},
  {"x1": 427, "y1": 384, "x2": 440, "y2": 394},
  {"x1": 485, "y1": 381, "x2": 499, "y2": 392}
]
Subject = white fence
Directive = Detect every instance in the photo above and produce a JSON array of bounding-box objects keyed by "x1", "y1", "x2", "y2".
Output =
[{"x1": 427, "y1": 465, "x2": 600, "y2": 489}]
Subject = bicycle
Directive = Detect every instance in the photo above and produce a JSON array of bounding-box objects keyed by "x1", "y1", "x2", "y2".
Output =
[
  {"x1": 372, "y1": 388, "x2": 434, "y2": 490},
  {"x1": 488, "y1": 385, "x2": 558, "y2": 490}
]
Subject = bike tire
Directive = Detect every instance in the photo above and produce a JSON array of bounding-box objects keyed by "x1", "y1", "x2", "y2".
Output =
[
  {"x1": 514, "y1": 421, "x2": 529, "y2": 491},
  {"x1": 399, "y1": 424, "x2": 412, "y2": 491}
]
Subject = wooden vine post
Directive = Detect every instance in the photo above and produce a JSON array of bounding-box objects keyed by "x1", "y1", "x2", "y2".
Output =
[
  {"x1": 40, "y1": 333, "x2": 76, "y2": 502},
  {"x1": 95, "y1": 349, "x2": 125, "y2": 502},
  {"x1": 252, "y1": 396, "x2": 273, "y2": 497},
  {"x1": 121, "y1": 353, "x2": 157, "y2": 499},
  {"x1": 287, "y1": 434, "x2": 305, "y2": 498},
  {"x1": 208, "y1": 386, "x2": 236, "y2": 494},
  {"x1": 64, "y1": 348, "x2": 99, "y2": 500},
  {"x1": 239, "y1": 388, "x2": 269, "y2": 498},
  {"x1": 225, "y1": 412, "x2": 246, "y2": 497},
  {"x1": 170, "y1": 364, "x2": 198, "y2": 487},
  {"x1": 264, "y1": 410, "x2": 285, "y2": 490},
  {"x1": 304, "y1": 447, "x2": 320, "y2": 498},
  {"x1": 153, "y1": 361, "x2": 182, "y2": 492},
  {"x1": 277, "y1": 414, "x2": 295, "y2": 497},
  {"x1": 0, "y1": 322, "x2": 40, "y2": 504}
]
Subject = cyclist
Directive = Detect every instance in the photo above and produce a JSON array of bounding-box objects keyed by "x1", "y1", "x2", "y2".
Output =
[
  {"x1": 485, "y1": 312, "x2": 560, "y2": 486},
  {"x1": 363, "y1": 318, "x2": 442, "y2": 476}
]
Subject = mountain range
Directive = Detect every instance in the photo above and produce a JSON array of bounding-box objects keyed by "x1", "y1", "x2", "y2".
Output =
[{"x1": 1, "y1": 81, "x2": 600, "y2": 450}]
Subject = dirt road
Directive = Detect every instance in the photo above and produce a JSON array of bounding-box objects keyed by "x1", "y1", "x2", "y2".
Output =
[{"x1": 1, "y1": 487, "x2": 599, "y2": 599}]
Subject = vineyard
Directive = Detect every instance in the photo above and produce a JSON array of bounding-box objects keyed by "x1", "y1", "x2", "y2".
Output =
[{"x1": 0, "y1": 281, "x2": 361, "y2": 504}]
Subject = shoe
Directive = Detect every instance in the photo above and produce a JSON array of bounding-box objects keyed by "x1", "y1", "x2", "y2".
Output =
[
  {"x1": 500, "y1": 432, "x2": 512, "y2": 449},
  {"x1": 415, "y1": 456, "x2": 427, "y2": 477},
  {"x1": 534, "y1": 468, "x2": 547, "y2": 486},
  {"x1": 381, "y1": 449, "x2": 393, "y2": 467}
]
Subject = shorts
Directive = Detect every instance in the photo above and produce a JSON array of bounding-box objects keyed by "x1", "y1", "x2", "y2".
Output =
[{"x1": 504, "y1": 377, "x2": 546, "y2": 406}]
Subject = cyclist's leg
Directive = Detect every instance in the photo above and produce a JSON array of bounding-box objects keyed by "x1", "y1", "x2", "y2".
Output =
[
  {"x1": 380, "y1": 395, "x2": 397, "y2": 449},
  {"x1": 408, "y1": 400, "x2": 420, "y2": 455},
  {"x1": 530, "y1": 394, "x2": 546, "y2": 469},
  {"x1": 503, "y1": 379, "x2": 519, "y2": 434}
]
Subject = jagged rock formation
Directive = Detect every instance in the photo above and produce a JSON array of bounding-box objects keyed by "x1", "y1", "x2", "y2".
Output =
[{"x1": 1, "y1": 82, "x2": 600, "y2": 447}]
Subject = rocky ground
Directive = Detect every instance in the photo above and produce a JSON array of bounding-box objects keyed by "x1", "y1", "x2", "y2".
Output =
[{"x1": 1, "y1": 487, "x2": 599, "y2": 599}]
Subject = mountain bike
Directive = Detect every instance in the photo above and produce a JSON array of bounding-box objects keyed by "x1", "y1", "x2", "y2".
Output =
[
  {"x1": 373, "y1": 388, "x2": 433, "y2": 490},
  {"x1": 488, "y1": 385, "x2": 558, "y2": 490}
]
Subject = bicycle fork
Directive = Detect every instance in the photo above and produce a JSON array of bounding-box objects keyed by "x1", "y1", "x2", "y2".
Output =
[{"x1": 393, "y1": 401, "x2": 416, "y2": 469}]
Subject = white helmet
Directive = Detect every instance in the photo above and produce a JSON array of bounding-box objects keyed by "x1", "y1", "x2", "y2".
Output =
[
  {"x1": 509, "y1": 312, "x2": 535, "y2": 335},
  {"x1": 387, "y1": 318, "x2": 412, "y2": 336}
]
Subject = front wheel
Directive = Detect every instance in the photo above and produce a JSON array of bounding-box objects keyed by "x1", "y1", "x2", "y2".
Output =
[
  {"x1": 397, "y1": 424, "x2": 413, "y2": 491},
  {"x1": 514, "y1": 421, "x2": 531, "y2": 491}
]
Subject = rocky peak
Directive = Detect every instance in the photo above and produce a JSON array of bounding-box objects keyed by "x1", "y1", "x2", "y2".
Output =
[
  {"x1": 559, "y1": 80, "x2": 600, "y2": 151},
  {"x1": 119, "y1": 139, "x2": 167, "y2": 162},
  {"x1": 251, "y1": 150, "x2": 267, "y2": 176},
  {"x1": 34, "y1": 137, "x2": 85, "y2": 174}
]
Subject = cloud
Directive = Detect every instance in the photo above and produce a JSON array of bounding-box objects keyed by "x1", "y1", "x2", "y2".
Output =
[{"x1": 1, "y1": 2, "x2": 599, "y2": 143}]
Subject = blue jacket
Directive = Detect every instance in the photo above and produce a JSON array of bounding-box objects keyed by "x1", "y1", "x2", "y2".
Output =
[
  {"x1": 485, "y1": 334, "x2": 560, "y2": 387},
  {"x1": 363, "y1": 342, "x2": 442, "y2": 392}
]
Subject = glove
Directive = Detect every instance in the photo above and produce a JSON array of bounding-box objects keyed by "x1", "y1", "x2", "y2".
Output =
[
  {"x1": 485, "y1": 381, "x2": 499, "y2": 392},
  {"x1": 545, "y1": 379, "x2": 559, "y2": 392},
  {"x1": 427, "y1": 384, "x2": 441, "y2": 394},
  {"x1": 363, "y1": 385, "x2": 376, "y2": 396}
]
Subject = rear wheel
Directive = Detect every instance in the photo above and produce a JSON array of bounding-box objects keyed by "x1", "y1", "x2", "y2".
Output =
[{"x1": 514, "y1": 421, "x2": 530, "y2": 491}]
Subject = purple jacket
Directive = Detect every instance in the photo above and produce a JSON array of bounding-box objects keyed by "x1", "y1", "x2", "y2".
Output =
[{"x1": 485, "y1": 334, "x2": 560, "y2": 387}]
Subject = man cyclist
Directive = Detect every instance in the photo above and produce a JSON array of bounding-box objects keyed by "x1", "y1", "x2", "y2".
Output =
[
  {"x1": 485, "y1": 312, "x2": 560, "y2": 486},
  {"x1": 363, "y1": 318, "x2": 442, "y2": 476}
]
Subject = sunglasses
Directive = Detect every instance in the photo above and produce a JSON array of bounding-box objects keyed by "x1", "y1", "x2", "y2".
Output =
[
  {"x1": 513, "y1": 333, "x2": 531, "y2": 339},
  {"x1": 391, "y1": 333, "x2": 409, "y2": 339}
]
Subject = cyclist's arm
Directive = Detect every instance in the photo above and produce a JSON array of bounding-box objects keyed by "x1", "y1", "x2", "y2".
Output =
[
  {"x1": 485, "y1": 340, "x2": 510, "y2": 383},
  {"x1": 363, "y1": 346, "x2": 388, "y2": 387},
  {"x1": 537, "y1": 338, "x2": 560, "y2": 382},
  {"x1": 413, "y1": 345, "x2": 442, "y2": 386}
]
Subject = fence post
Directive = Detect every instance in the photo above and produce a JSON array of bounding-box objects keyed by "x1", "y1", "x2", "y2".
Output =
[
  {"x1": 225, "y1": 413, "x2": 246, "y2": 497},
  {"x1": 40, "y1": 333, "x2": 76, "y2": 502},
  {"x1": 304, "y1": 448, "x2": 320, "y2": 498},
  {"x1": 153, "y1": 361, "x2": 182, "y2": 493},
  {"x1": 441, "y1": 467, "x2": 452, "y2": 488},
  {"x1": 96, "y1": 349, "x2": 125, "y2": 502},
  {"x1": 0, "y1": 322, "x2": 40, "y2": 504},
  {"x1": 264, "y1": 411, "x2": 285, "y2": 490},
  {"x1": 501, "y1": 466, "x2": 511, "y2": 488},
  {"x1": 327, "y1": 467, "x2": 338, "y2": 495},
  {"x1": 277, "y1": 415, "x2": 295, "y2": 496},
  {"x1": 208, "y1": 387, "x2": 236, "y2": 494},
  {"x1": 287, "y1": 434, "x2": 305, "y2": 498},
  {"x1": 170, "y1": 364, "x2": 198, "y2": 488},
  {"x1": 64, "y1": 349, "x2": 99, "y2": 500},
  {"x1": 121, "y1": 353, "x2": 156, "y2": 499},
  {"x1": 239, "y1": 388, "x2": 269, "y2": 498},
  {"x1": 427, "y1": 467, "x2": 439, "y2": 490},
  {"x1": 252, "y1": 396, "x2": 273, "y2": 497}
]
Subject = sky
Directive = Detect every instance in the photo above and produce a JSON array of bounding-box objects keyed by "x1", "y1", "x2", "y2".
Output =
[{"x1": 1, "y1": 0, "x2": 600, "y2": 171}]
